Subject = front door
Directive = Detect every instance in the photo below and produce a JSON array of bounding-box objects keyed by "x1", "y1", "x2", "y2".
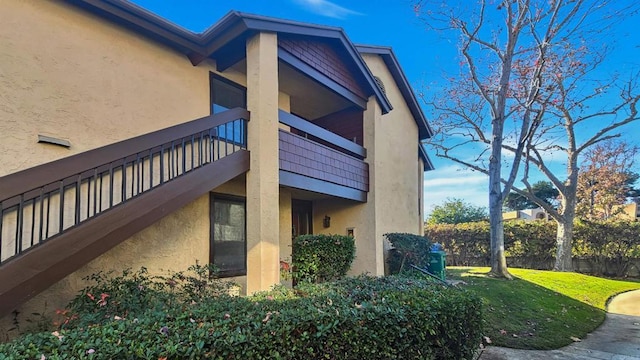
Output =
[{"x1": 292, "y1": 200, "x2": 312, "y2": 239}]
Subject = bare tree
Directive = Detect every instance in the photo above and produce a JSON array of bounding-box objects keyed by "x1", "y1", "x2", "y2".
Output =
[{"x1": 415, "y1": 0, "x2": 640, "y2": 274}]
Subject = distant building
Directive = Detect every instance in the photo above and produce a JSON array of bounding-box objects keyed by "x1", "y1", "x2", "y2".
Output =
[
  {"x1": 503, "y1": 208, "x2": 552, "y2": 221},
  {"x1": 611, "y1": 203, "x2": 640, "y2": 221}
]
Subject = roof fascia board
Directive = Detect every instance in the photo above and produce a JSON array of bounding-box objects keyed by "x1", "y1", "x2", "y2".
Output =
[
  {"x1": 419, "y1": 143, "x2": 435, "y2": 171},
  {"x1": 66, "y1": 3, "x2": 393, "y2": 113},
  {"x1": 356, "y1": 44, "x2": 434, "y2": 140},
  {"x1": 238, "y1": 13, "x2": 392, "y2": 114},
  {"x1": 242, "y1": 17, "x2": 343, "y2": 39},
  {"x1": 279, "y1": 49, "x2": 368, "y2": 110}
]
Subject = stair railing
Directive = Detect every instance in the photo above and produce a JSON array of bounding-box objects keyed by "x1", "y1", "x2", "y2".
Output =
[{"x1": 0, "y1": 108, "x2": 249, "y2": 265}]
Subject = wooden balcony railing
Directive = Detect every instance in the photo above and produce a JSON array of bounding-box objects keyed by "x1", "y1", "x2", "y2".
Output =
[
  {"x1": 0, "y1": 108, "x2": 249, "y2": 265},
  {"x1": 278, "y1": 110, "x2": 368, "y2": 202}
]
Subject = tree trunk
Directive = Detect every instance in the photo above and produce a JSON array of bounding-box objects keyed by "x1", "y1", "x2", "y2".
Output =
[
  {"x1": 489, "y1": 205, "x2": 511, "y2": 278},
  {"x1": 554, "y1": 219, "x2": 574, "y2": 271},
  {"x1": 554, "y1": 189, "x2": 577, "y2": 271},
  {"x1": 488, "y1": 127, "x2": 511, "y2": 279}
]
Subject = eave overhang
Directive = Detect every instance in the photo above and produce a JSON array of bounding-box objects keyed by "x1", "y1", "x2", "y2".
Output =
[
  {"x1": 355, "y1": 44, "x2": 434, "y2": 141},
  {"x1": 419, "y1": 143, "x2": 435, "y2": 171},
  {"x1": 356, "y1": 45, "x2": 435, "y2": 171},
  {"x1": 66, "y1": 1, "x2": 393, "y2": 114}
]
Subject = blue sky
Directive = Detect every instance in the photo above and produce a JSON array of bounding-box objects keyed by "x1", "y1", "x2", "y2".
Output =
[{"x1": 130, "y1": 0, "x2": 640, "y2": 216}]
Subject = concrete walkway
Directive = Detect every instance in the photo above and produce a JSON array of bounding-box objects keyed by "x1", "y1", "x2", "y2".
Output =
[{"x1": 479, "y1": 289, "x2": 640, "y2": 360}]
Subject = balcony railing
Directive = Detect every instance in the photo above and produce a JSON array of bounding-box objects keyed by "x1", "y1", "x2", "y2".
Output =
[
  {"x1": 278, "y1": 110, "x2": 368, "y2": 201},
  {"x1": 0, "y1": 108, "x2": 249, "y2": 265}
]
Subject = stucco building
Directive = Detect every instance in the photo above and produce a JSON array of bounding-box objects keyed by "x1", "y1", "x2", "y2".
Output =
[{"x1": 0, "y1": 0, "x2": 433, "y2": 324}]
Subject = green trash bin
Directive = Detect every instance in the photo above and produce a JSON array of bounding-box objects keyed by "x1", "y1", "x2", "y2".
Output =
[{"x1": 428, "y1": 244, "x2": 446, "y2": 281}]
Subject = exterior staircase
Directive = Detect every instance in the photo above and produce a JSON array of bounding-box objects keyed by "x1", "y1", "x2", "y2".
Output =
[{"x1": 0, "y1": 108, "x2": 250, "y2": 317}]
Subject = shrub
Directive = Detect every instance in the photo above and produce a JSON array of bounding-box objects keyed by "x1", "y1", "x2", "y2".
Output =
[
  {"x1": 292, "y1": 234, "x2": 355, "y2": 283},
  {"x1": 574, "y1": 220, "x2": 640, "y2": 276},
  {"x1": 424, "y1": 220, "x2": 640, "y2": 276},
  {"x1": 0, "y1": 274, "x2": 483, "y2": 360},
  {"x1": 385, "y1": 233, "x2": 432, "y2": 273},
  {"x1": 426, "y1": 223, "x2": 491, "y2": 266},
  {"x1": 63, "y1": 264, "x2": 236, "y2": 329}
]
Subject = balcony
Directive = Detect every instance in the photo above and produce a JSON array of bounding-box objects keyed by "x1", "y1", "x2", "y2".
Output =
[{"x1": 278, "y1": 110, "x2": 369, "y2": 202}]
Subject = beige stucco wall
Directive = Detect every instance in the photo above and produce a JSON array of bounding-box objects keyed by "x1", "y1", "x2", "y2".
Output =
[
  {"x1": 279, "y1": 189, "x2": 293, "y2": 286},
  {"x1": 0, "y1": 0, "x2": 212, "y2": 176},
  {"x1": 363, "y1": 54, "x2": 422, "y2": 240},
  {"x1": 314, "y1": 55, "x2": 423, "y2": 276},
  {"x1": 313, "y1": 97, "x2": 381, "y2": 276},
  {"x1": 0, "y1": 193, "x2": 211, "y2": 336},
  {"x1": 0, "y1": 0, "x2": 245, "y2": 333},
  {"x1": 245, "y1": 32, "x2": 281, "y2": 293}
]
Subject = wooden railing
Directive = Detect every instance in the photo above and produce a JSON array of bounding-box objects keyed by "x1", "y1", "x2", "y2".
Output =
[
  {"x1": 278, "y1": 110, "x2": 369, "y2": 202},
  {"x1": 0, "y1": 108, "x2": 249, "y2": 265},
  {"x1": 278, "y1": 110, "x2": 366, "y2": 159}
]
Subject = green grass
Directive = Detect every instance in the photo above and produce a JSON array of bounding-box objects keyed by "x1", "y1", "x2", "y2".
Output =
[{"x1": 447, "y1": 267, "x2": 640, "y2": 350}]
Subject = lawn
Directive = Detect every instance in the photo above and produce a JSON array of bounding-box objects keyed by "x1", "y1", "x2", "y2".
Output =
[{"x1": 447, "y1": 267, "x2": 640, "y2": 350}]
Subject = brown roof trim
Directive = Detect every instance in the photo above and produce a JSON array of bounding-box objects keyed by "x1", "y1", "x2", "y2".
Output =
[
  {"x1": 230, "y1": 12, "x2": 392, "y2": 114},
  {"x1": 420, "y1": 143, "x2": 435, "y2": 171},
  {"x1": 355, "y1": 44, "x2": 434, "y2": 140},
  {"x1": 66, "y1": 1, "x2": 392, "y2": 113},
  {"x1": 68, "y1": 0, "x2": 205, "y2": 54},
  {"x1": 356, "y1": 45, "x2": 435, "y2": 170}
]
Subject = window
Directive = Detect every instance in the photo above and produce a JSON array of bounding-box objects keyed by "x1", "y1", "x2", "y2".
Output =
[
  {"x1": 210, "y1": 194, "x2": 246, "y2": 277},
  {"x1": 210, "y1": 74, "x2": 246, "y2": 144}
]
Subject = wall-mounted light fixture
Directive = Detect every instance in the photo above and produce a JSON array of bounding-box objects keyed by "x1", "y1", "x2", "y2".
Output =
[{"x1": 323, "y1": 215, "x2": 331, "y2": 228}]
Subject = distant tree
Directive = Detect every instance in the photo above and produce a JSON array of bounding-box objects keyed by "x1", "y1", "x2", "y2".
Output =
[
  {"x1": 576, "y1": 140, "x2": 639, "y2": 220},
  {"x1": 415, "y1": 0, "x2": 640, "y2": 273},
  {"x1": 504, "y1": 181, "x2": 559, "y2": 211},
  {"x1": 626, "y1": 172, "x2": 640, "y2": 203},
  {"x1": 427, "y1": 198, "x2": 488, "y2": 224}
]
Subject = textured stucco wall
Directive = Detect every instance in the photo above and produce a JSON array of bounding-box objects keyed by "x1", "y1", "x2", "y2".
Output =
[
  {"x1": 314, "y1": 55, "x2": 423, "y2": 276},
  {"x1": 245, "y1": 32, "x2": 281, "y2": 293},
  {"x1": 278, "y1": 189, "x2": 293, "y2": 286},
  {"x1": 0, "y1": 0, "x2": 211, "y2": 176},
  {"x1": 362, "y1": 54, "x2": 422, "y2": 240},
  {"x1": 0, "y1": 0, "x2": 232, "y2": 332},
  {"x1": 313, "y1": 97, "x2": 380, "y2": 276},
  {"x1": 0, "y1": 194, "x2": 210, "y2": 337}
]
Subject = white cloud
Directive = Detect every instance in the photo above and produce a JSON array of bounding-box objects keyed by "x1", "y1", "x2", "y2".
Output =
[
  {"x1": 423, "y1": 165, "x2": 489, "y2": 217},
  {"x1": 291, "y1": 0, "x2": 363, "y2": 19}
]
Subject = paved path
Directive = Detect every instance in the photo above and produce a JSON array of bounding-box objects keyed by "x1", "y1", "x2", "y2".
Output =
[{"x1": 479, "y1": 289, "x2": 640, "y2": 360}]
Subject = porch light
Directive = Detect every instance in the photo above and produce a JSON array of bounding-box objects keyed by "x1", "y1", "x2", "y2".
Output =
[{"x1": 323, "y1": 215, "x2": 331, "y2": 228}]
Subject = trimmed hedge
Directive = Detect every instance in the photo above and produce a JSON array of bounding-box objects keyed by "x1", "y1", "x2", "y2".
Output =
[
  {"x1": 424, "y1": 220, "x2": 640, "y2": 276},
  {"x1": 0, "y1": 272, "x2": 483, "y2": 360},
  {"x1": 292, "y1": 234, "x2": 355, "y2": 283},
  {"x1": 385, "y1": 233, "x2": 432, "y2": 273}
]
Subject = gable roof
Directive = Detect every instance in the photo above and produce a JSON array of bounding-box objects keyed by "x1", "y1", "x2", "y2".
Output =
[
  {"x1": 67, "y1": 0, "x2": 391, "y2": 113},
  {"x1": 67, "y1": 0, "x2": 433, "y2": 169},
  {"x1": 356, "y1": 45, "x2": 434, "y2": 170},
  {"x1": 355, "y1": 45, "x2": 433, "y2": 141}
]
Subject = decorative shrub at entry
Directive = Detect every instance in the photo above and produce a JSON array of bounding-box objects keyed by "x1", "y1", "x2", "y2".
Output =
[
  {"x1": 292, "y1": 234, "x2": 355, "y2": 283},
  {"x1": 0, "y1": 271, "x2": 483, "y2": 360}
]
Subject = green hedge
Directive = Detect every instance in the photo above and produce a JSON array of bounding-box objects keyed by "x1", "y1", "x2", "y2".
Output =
[
  {"x1": 385, "y1": 233, "x2": 432, "y2": 273},
  {"x1": 0, "y1": 272, "x2": 483, "y2": 360},
  {"x1": 292, "y1": 234, "x2": 355, "y2": 284},
  {"x1": 424, "y1": 220, "x2": 640, "y2": 276}
]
